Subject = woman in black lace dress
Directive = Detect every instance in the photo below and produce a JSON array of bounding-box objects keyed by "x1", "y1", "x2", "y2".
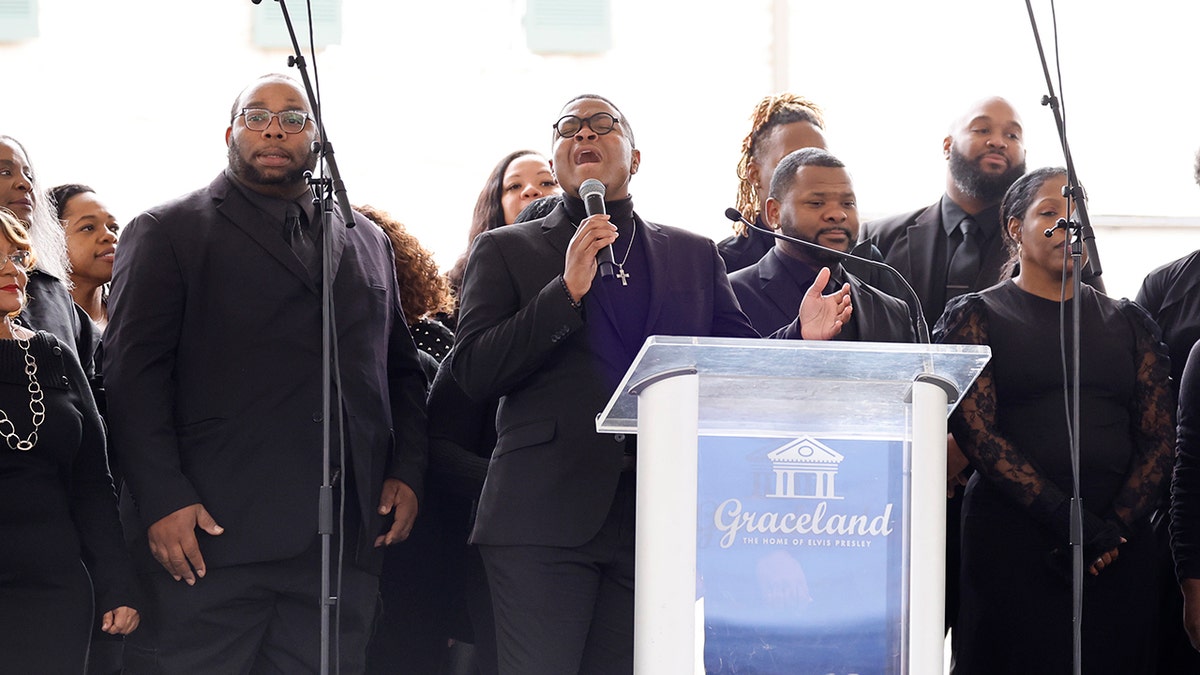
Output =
[{"x1": 935, "y1": 167, "x2": 1173, "y2": 674}]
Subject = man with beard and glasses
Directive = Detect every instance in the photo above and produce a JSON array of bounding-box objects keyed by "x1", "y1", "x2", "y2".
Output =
[
  {"x1": 730, "y1": 147, "x2": 913, "y2": 342},
  {"x1": 104, "y1": 73, "x2": 428, "y2": 673},
  {"x1": 859, "y1": 97, "x2": 1030, "y2": 330}
]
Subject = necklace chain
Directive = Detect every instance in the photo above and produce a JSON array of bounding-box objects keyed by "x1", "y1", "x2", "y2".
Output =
[
  {"x1": 613, "y1": 224, "x2": 637, "y2": 286},
  {"x1": 615, "y1": 224, "x2": 637, "y2": 268},
  {"x1": 0, "y1": 335, "x2": 44, "y2": 452}
]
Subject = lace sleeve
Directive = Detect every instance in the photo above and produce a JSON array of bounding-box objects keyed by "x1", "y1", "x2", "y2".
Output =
[
  {"x1": 1108, "y1": 300, "x2": 1176, "y2": 527},
  {"x1": 937, "y1": 294, "x2": 1079, "y2": 542}
]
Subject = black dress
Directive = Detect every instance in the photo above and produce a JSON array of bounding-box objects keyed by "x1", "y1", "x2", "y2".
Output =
[
  {"x1": 0, "y1": 332, "x2": 136, "y2": 672},
  {"x1": 936, "y1": 281, "x2": 1173, "y2": 675}
]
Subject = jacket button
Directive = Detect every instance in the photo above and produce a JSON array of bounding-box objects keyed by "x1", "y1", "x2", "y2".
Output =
[
  {"x1": 312, "y1": 412, "x2": 323, "y2": 423},
  {"x1": 614, "y1": 434, "x2": 626, "y2": 443},
  {"x1": 52, "y1": 346, "x2": 62, "y2": 356}
]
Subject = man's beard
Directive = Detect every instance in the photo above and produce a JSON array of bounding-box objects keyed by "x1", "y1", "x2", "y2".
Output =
[
  {"x1": 949, "y1": 147, "x2": 1026, "y2": 204},
  {"x1": 227, "y1": 137, "x2": 318, "y2": 188},
  {"x1": 781, "y1": 222, "x2": 852, "y2": 264}
]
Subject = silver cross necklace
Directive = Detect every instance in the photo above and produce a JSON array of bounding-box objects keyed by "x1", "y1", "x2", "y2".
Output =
[{"x1": 613, "y1": 224, "x2": 637, "y2": 286}]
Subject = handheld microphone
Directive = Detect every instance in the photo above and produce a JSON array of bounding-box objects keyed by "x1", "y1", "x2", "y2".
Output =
[
  {"x1": 579, "y1": 179, "x2": 615, "y2": 278},
  {"x1": 723, "y1": 207, "x2": 930, "y2": 343}
]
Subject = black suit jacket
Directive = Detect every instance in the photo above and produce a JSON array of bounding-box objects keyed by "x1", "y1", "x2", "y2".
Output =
[
  {"x1": 104, "y1": 172, "x2": 428, "y2": 573},
  {"x1": 729, "y1": 247, "x2": 915, "y2": 342},
  {"x1": 717, "y1": 227, "x2": 774, "y2": 274},
  {"x1": 451, "y1": 205, "x2": 758, "y2": 548},
  {"x1": 862, "y1": 196, "x2": 1106, "y2": 329},
  {"x1": 1136, "y1": 249, "x2": 1200, "y2": 393},
  {"x1": 860, "y1": 198, "x2": 1010, "y2": 329}
]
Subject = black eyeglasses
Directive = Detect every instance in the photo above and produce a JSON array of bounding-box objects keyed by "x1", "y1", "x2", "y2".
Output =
[
  {"x1": 553, "y1": 112, "x2": 620, "y2": 138},
  {"x1": 0, "y1": 250, "x2": 31, "y2": 271},
  {"x1": 235, "y1": 108, "x2": 311, "y2": 134}
]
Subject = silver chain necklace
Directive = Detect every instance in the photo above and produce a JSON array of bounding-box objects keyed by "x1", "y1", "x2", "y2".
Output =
[
  {"x1": 613, "y1": 224, "x2": 637, "y2": 287},
  {"x1": 0, "y1": 334, "x2": 45, "y2": 451}
]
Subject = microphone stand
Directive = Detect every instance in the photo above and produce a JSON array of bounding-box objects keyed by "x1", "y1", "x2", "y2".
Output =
[
  {"x1": 262, "y1": 1, "x2": 353, "y2": 673},
  {"x1": 1024, "y1": 2, "x2": 1086, "y2": 673}
]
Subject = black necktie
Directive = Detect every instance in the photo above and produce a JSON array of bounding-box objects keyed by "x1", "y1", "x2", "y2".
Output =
[
  {"x1": 285, "y1": 203, "x2": 319, "y2": 273},
  {"x1": 946, "y1": 216, "x2": 981, "y2": 299}
]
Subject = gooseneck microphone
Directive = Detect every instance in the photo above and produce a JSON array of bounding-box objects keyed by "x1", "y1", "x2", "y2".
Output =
[
  {"x1": 723, "y1": 207, "x2": 930, "y2": 343},
  {"x1": 579, "y1": 178, "x2": 615, "y2": 278},
  {"x1": 1044, "y1": 210, "x2": 1103, "y2": 278}
]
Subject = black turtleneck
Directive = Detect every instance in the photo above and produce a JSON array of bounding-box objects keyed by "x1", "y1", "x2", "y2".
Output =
[{"x1": 561, "y1": 193, "x2": 652, "y2": 371}]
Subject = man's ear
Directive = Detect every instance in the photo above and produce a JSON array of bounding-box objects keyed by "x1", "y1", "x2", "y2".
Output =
[
  {"x1": 943, "y1": 135, "x2": 953, "y2": 160},
  {"x1": 747, "y1": 161, "x2": 761, "y2": 189},
  {"x1": 630, "y1": 149, "x2": 641, "y2": 176},
  {"x1": 226, "y1": 127, "x2": 234, "y2": 147},
  {"x1": 764, "y1": 197, "x2": 782, "y2": 230}
]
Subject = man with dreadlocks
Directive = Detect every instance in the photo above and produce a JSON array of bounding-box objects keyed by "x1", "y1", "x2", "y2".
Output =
[{"x1": 718, "y1": 94, "x2": 830, "y2": 274}]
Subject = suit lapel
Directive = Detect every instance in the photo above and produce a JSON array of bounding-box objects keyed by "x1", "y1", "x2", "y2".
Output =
[
  {"x1": 212, "y1": 175, "x2": 317, "y2": 292},
  {"x1": 758, "y1": 249, "x2": 806, "y2": 327},
  {"x1": 540, "y1": 206, "x2": 575, "y2": 257},
  {"x1": 846, "y1": 275, "x2": 874, "y2": 338},
  {"x1": 325, "y1": 204, "x2": 348, "y2": 281},
  {"x1": 640, "y1": 217, "x2": 669, "y2": 332},
  {"x1": 905, "y1": 203, "x2": 942, "y2": 304}
]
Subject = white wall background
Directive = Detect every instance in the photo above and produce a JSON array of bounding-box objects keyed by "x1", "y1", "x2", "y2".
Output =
[{"x1": 4, "y1": 0, "x2": 1199, "y2": 300}]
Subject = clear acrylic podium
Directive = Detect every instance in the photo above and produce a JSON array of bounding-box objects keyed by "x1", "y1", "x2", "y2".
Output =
[{"x1": 596, "y1": 336, "x2": 990, "y2": 675}]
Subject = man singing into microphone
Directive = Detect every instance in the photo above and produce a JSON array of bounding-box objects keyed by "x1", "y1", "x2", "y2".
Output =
[
  {"x1": 451, "y1": 94, "x2": 850, "y2": 674},
  {"x1": 729, "y1": 147, "x2": 914, "y2": 342}
]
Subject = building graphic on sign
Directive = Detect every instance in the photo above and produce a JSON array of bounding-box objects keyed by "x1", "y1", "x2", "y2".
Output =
[{"x1": 766, "y1": 437, "x2": 845, "y2": 499}]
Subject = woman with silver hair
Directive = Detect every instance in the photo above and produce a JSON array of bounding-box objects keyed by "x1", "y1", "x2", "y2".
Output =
[{"x1": 0, "y1": 135, "x2": 95, "y2": 372}]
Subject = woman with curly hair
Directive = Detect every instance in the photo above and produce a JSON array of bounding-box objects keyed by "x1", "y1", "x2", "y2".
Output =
[{"x1": 354, "y1": 204, "x2": 455, "y2": 364}]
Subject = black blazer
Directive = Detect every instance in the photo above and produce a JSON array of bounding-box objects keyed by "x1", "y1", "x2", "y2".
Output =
[
  {"x1": 729, "y1": 247, "x2": 915, "y2": 343},
  {"x1": 1136, "y1": 249, "x2": 1200, "y2": 392},
  {"x1": 862, "y1": 197, "x2": 1106, "y2": 329},
  {"x1": 451, "y1": 205, "x2": 758, "y2": 548},
  {"x1": 716, "y1": 227, "x2": 774, "y2": 274},
  {"x1": 104, "y1": 172, "x2": 428, "y2": 572},
  {"x1": 859, "y1": 198, "x2": 1010, "y2": 329}
]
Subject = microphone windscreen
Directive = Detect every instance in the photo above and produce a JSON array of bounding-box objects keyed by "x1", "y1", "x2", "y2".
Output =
[
  {"x1": 724, "y1": 207, "x2": 744, "y2": 223},
  {"x1": 579, "y1": 178, "x2": 606, "y2": 201}
]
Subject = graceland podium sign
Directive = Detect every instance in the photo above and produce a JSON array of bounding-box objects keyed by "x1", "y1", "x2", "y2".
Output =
[{"x1": 596, "y1": 337, "x2": 990, "y2": 675}]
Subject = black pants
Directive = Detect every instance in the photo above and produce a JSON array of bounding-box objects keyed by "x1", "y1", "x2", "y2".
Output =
[
  {"x1": 481, "y1": 472, "x2": 637, "y2": 675},
  {"x1": 0, "y1": 560, "x2": 94, "y2": 673},
  {"x1": 123, "y1": 538, "x2": 378, "y2": 675}
]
